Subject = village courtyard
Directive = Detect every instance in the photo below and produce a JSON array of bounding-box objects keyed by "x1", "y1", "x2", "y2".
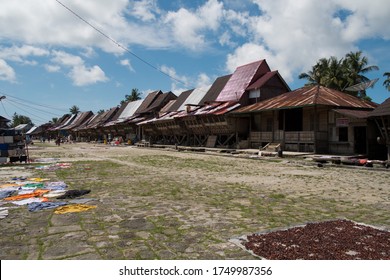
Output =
[{"x1": 1, "y1": 142, "x2": 389, "y2": 260}]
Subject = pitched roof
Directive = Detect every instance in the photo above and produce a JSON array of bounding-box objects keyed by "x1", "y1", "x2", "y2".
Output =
[
  {"x1": 168, "y1": 89, "x2": 194, "y2": 112},
  {"x1": 116, "y1": 99, "x2": 144, "y2": 122},
  {"x1": 216, "y1": 60, "x2": 270, "y2": 102},
  {"x1": 177, "y1": 85, "x2": 211, "y2": 111},
  {"x1": 61, "y1": 111, "x2": 94, "y2": 130},
  {"x1": 0, "y1": 116, "x2": 10, "y2": 122},
  {"x1": 138, "y1": 91, "x2": 177, "y2": 113},
  {"x1": 199, "y1": 74, "x2": 232, "y2": 105},
  {"x1": 246, "y1": 70, "x2": 290, "y2": 92},
  {"x1": 234, "y1": 85, "x2": 377, "y2": 114},
  {"x1": 368, "y1": 97, "x2": 390, "y2": 117},
  {"x1": 82, "y1": 107, "x2": 120, "y2": 129},
  {"x1": 134, "y1": 90, "x2": 161, "y2": 114}
]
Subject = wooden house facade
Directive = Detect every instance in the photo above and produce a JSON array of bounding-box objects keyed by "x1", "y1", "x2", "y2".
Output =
[{"x1": 233, "y1": 85, "x2": 377, "y2": 154}]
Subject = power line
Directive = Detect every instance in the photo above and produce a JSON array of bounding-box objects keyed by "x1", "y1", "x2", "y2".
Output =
[
  {"x1": 5, "y1": 99, "x2": 51, "y2": 123},
  {"x1": 4, "y1": 97, "x2": 60, "y2": 117},
  {"x1": 0, "y1": 91, "x2": 68, "y2": 112},
  {"x1": 55, "y1": 0, "x2": 188, "y2": 87}
]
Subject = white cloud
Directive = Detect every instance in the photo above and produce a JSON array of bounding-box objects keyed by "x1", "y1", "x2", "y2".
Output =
[
  {"x1": 0, "y1": 59, "x2": 16, "y2": 82},
  {"x1": 226, "y1": 0, "x2": 390, "y2": 82},
  {"x1": 44, "y1": 64, "x2": 61, "y2": 73},
  {"x1": 120, "y1": 59, "x2": 135, "y2": 72},
  {"x1": 130, "y1": 0, "x2": 160, "y2": 22},
  {"x1": 51, "y1": 50, "x2": 108, "y2": 86},
  {"x1": 336, "y1": 0, "x2": 390, "y2": 41},
  {"x1": 0, "y1": 0, "x2": 170, "y2": 54},
  {"x1": 69, "y1": 65, "x2": 108, "y2": 86},
  {"x1": 196, "y1": 73, "x2": 212, "y2": 88},
  {"x1": 0, "y1": 45, "x2": 49, "y2": 63},
  {"x1": 164, "y1": 0, "x2": 224, "y2": 49}
]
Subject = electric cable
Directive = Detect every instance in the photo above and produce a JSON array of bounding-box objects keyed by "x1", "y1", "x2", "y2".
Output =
[{"x1": 55, "y1": 0, "x2": 188, "y2": 87}]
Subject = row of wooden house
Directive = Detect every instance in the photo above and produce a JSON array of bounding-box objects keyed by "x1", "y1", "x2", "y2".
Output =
[{"x1": 27, "y1": 59, "x2": 390, "y2": 160}]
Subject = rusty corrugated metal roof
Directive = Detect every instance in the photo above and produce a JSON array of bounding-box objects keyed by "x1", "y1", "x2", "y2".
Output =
[
  {"x1": 368, "y1": 97, "x2": 390, "y2": 117},
  {"x1": 234, "y1": 85, "x2": 377, "y2": 114},
  {"x1": 333, "y1": 109, "x2": 372, "y2": 119},
  {"x1": 216, "y1": 60, "x2": 270, "y2": 102}
]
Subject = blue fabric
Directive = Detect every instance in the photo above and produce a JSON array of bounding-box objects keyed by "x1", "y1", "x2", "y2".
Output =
[
  {"x1": 0, "y1": 190, "x2": 17, "y2": 199},
  {"x1": 44, "y1": 181, "x2": 67, "y2": 190},
  {"x1": 28, "y1": 201, "x2": 68, "y2": 212}
]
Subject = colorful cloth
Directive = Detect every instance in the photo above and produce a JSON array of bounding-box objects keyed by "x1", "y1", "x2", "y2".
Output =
[
  {"x1": 0, "y1": 183, "x2": 19, "y2": 189},
  {"x1": 11, "y1": 197, "x2": 49, "y2": 206},
  {"x1": 56, "y1": 190, "x2": 91, "y2": 199},
  {"x1": 44, "y1": 181, "x2": 67, "y2": 190},
  {"x1": 3, "y1": 189, "x2": 48, "y2": 201},
  {"x1": 43, "y1": 190, "x2": 67, "y2": 198},
  {"x1": 28, "y1": 178, "x2": 50, "y2": 182},
  {"x1": 20, "y1": 183, "x2": 45, "y2": 190},
  {"x1": 4, "y1": 192, "x2": 41, "y2": 201},
  {"x1": 54, "y1": 204, "x2": 96, "y2": 214},
  {"x1": 28, "y1": 201, "x2": 68, "y2": 212},
  {"x1": 0, "y1": 209, "x2": 8, "y2": 219},
  {"x1": 0, "y1": 190, "x2": 18, "y2": 199}
]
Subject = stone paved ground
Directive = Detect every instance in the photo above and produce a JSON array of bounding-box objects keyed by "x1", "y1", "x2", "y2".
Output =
[{"x1": 1, "y1": 143, "x2": 389, "y2": 260}]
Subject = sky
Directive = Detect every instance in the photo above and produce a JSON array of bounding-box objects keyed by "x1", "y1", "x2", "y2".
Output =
[{"x1": 0, "y1": 0, "x2": 389, "y2": 126}]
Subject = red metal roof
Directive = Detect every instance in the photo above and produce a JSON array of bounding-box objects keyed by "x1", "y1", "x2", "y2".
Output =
[
  {"x1": 246, "y1": 70, "x2": 290, "y2": 91},
  {"x1": 216, "y1": 60, "x2": 270, "y2": 102},
  {"x1": 234, "y1": 85, "x2": 377, "y2": 113}
]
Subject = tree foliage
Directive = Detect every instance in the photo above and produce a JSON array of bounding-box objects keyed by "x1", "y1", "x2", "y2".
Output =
[
  {"x1": 120, "y1": 88, "x2": 141, "y2": 105},
  {"x1": 50, "y1": 117, "x2": 58, "y2": 124},
  {"x1": 69, "y1": 105, "x2": 80, "y2": 114},
  {"x1": 384, "y1": 72, "x2": 390, "y2": 92},
  {"x1": 299, "y1": 51, "x2": 379, "y2": 100},
  {"x1": 11, "y1": 113, "x2": 34, "y2": 127}
]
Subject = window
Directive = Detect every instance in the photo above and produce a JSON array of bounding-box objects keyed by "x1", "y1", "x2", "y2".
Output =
[{"x1": 338, "y1": 127, "x2": 348, "y2": 142}]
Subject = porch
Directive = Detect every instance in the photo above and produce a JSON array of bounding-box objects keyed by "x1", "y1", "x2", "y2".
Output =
[{"x1": 249, "y1": 130, "x2": 328, "y2": 152}]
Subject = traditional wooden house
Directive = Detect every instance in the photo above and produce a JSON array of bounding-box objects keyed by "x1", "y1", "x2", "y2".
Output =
[
  {"x1": 61, "y1": 111, "x2": 94, "y2": 140},
  {"x1": 368, "y1": 97, "x2": 390, "y2": 160},
  {"x1": 0, "y1": 116, "x2": 10, "y2": 128},
  {"x1": 142, "y1": 60, "x2": 290, "y2": 147},
  {"x1": 76, "y1": 107, "x2": 119, "y2": 142},
  {"x1": 232, "y1": 85, "x2": 377, "y2": 154},
  {"x1": 104, "y1": 99, "x2": 144, "y2": 141}
]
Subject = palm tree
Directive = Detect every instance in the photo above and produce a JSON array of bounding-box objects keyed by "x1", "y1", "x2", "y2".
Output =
[
  {"x1": 50, "y1": 117, "x2": 58, "y2": 124},
  {"x1": 69, "y1": 105, "x2": 80, "y2": 114},
  {"x1": 383, "y1": 72, "x2": 390, "y2": 91},
  {"x1": 324, "y1": 56, "x2": 346, "y2": 90},
  {"x1": 121, "y1": 88, "x2": 141, "y2": 105},
  {"x1": 343, "y1": 51, "x2": 379, "y2": 98},
  {"x1": 299, "y1": 51, "x2": 379, "y2": 99}
]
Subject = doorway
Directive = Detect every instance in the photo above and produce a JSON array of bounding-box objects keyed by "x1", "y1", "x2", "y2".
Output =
[{"x1": 354, "y1": 126, "x2": 366, "y2": 154}]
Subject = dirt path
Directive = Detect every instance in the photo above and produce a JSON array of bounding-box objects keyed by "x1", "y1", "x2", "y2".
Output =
[{"x1": 1, "y1": 142, "x2": 389, "y2": 259}]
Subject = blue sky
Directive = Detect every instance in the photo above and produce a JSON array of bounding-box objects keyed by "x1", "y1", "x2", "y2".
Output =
[{"x1": 0, "y1": 0, "x2": 389, "y2": 125}]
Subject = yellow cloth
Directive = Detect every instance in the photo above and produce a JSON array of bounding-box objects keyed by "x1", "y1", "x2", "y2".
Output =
[
  {"x1": 28, "y1": 178, "x2": 50, "y2": 182},
  {"x1": 54, "y1": 204, "x2": 97, "y2": 214}
]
